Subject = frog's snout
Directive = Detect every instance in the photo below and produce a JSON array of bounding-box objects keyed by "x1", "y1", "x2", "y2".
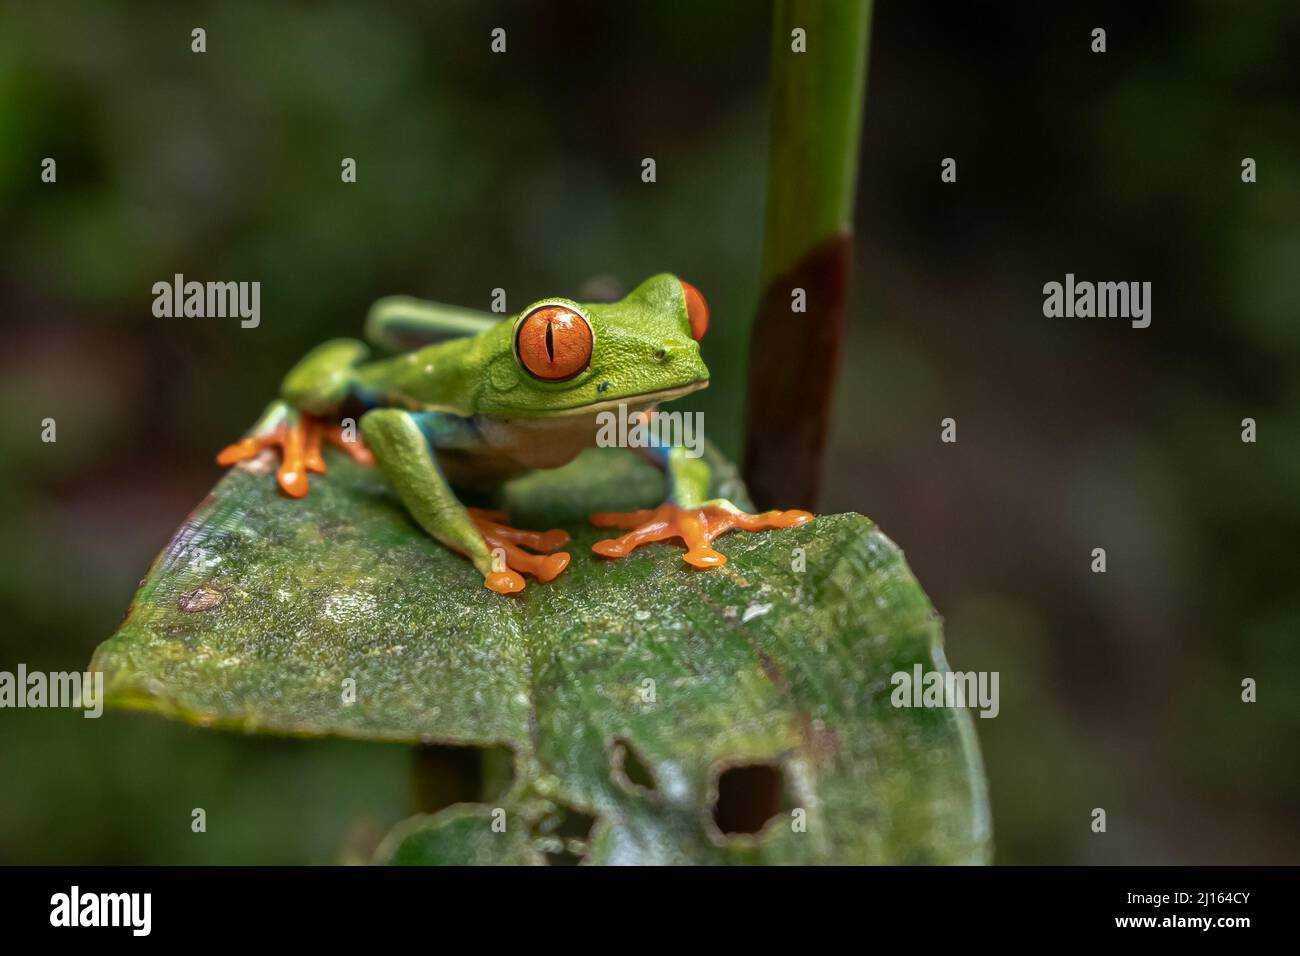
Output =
[
  {"x1": 652, "y1": 342, "x2": 702, "y2": 367},
  {"x1": 652, "y1": 338, "x2": 710, "y2": 391}
]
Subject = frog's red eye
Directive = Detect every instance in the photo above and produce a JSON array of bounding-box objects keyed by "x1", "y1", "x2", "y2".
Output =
[
  {"x1": 680, "y1": 280, "x2": 708, "y2": 340},
  {"x1": 515, "y1": 305, "x2": 593, "y2": 381}
]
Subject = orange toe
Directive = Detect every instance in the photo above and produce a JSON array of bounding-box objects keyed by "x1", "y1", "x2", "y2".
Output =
[
  {"x1": 533, "y1": 551, "x2": 571, "y2": 584},
  {"x1": 216, "y1": 433, "x2": 275, "y2": 466},
  {"x1": 277, "y1": 464, "x2": 310, "y2": 498},
  {"x1": 302, "y1": 419, "x2": 326, "y2": 474},
  {"x1": 739, "y1": 508, "x2": 813, "y2": 530},
  {"x1": 591, "y1": 538, "x2": 632, "y2": 558},
  {"x1": 684, "y1": 547, "x2": 726, "y2": 569},
  {"x1": 275, "y1": 416, "x2": 311, "y2": 497},
  {"x1": 485, "y1": 569, "x2": 526, "y2": 594},
  {"x1": 324, "y1": 423, "x2": 374, "y2": 465}
]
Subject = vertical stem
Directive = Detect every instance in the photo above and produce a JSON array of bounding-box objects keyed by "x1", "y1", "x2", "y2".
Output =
[{"x1": 743, "y1": 0, "x2": 872, "y2": 509}]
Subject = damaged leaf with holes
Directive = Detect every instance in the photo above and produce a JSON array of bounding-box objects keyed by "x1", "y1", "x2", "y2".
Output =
[{"x1": 91, "y1": 445, "x2": 991, "y2": 864}]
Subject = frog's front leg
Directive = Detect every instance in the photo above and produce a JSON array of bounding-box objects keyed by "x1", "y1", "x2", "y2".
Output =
[
  {"x1": 216, "y1": 400, "x2": 374, "y2": 497},
  {"x1": 591, "y1": 444, "x2": 813, "y2": 569},
  {"x1": 360, "y1": 409, "x2": 570, "y2": 595},
  {"x1": 216, "y1": 339, "x2": 374, "y2": 497}
]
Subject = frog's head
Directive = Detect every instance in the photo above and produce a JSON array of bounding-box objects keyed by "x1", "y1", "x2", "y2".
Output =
[{"x1": 477, "y1": 273, "x2": 710, "y2": 417}]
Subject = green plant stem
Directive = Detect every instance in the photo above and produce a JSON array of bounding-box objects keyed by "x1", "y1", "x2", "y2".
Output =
[{"x1": 743, "y1": 0, "x2": 872, "y2": 509}]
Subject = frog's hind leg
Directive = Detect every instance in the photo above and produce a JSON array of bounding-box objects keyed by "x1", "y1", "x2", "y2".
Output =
[
  {"x1": 591, "y1": 447, "x2": 812, "y2": 570},
  {"x1": 592, "y1": 501, "x2": 812, "y2": 569},
  {"x1": 360, "y1": 409, "x2": 570, "y2": 594},
  {"x1": 364, "y1": 296, "x2": 500, "y2": 352}
]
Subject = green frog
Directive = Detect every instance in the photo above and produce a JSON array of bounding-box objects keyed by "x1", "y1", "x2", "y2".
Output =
[{"x1": 217, "y1": 274, "x2": 811, "y2": 594}]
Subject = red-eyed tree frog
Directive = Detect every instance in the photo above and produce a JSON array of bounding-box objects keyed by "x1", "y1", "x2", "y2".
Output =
[{"x1": 217, "y1": 274, "x2": 812, "y2": 594}]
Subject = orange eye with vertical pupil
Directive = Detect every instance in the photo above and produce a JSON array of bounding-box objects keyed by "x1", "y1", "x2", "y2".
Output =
[
  {"x1": 515, "y1": 306, "x2": 593, "y2": 381},
  {"x1": 680, "y1": 280, "x2": 709, "y2": 340}
]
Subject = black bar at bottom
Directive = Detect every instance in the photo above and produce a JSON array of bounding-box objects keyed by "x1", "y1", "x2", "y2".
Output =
[{"x1": 0, "y1": 865, "x2": 1289, "y2": 940}]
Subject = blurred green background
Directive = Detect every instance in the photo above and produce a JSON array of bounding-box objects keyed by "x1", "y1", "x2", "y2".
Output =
[{"x1": 1, "y1": 0, "x2": 1296, "y2": 863}]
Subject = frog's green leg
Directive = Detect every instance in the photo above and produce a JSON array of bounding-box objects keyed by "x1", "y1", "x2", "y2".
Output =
[
  {"x1": 217, "y1": 339, "x2": 374, "y2": 496},
  {"x1": 591, "y1": 445, "x2": 812, "y2": 569},
  {"x1": 281, "y1": 338, "x2": 369, "y2": 416},
  {"x1": 361, "y1": 409, "x2": 569, "y2": 594},
  {"x1": 364, "y1": 296, "x2": 500, "y2": 353}
]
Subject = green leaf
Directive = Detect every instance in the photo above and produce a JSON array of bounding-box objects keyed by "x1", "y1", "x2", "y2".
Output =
[
  {"x1": 379, "y1": 805, "x2": 544, "y2": 866},
  {"x1": 92, "y1": 445, "x2": 990, "y2": 864}
]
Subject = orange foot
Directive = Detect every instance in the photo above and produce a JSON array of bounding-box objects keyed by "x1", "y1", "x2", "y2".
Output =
[
  {"x1": 217, "y1": 415, "x2": 374, "y2": 498},
  {"x1": 590, "y1": 502, "x2": 813, "y2": 569},
  {"x1": 469, "y1": 508, "x2": 572, "y2": 595}
]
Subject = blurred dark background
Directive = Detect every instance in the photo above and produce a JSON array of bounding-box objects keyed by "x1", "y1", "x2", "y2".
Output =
[{"x1": 2, "y1": 0, "x2": 1296, "y2": 863}]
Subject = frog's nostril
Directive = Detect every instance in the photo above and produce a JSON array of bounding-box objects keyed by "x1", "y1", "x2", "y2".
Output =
[{"x1": 654, "y1": 348, "x2": 668, "y2": 362}]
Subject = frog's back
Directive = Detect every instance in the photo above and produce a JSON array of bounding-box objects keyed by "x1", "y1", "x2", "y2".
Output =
[{"x1": 354, "y1": 334, "x2": 488, "y2": 414}]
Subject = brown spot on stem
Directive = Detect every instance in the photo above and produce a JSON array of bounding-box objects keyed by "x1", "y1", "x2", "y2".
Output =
[{"x1": 743, "y1": 232, "x2": 852, "y2": 510}]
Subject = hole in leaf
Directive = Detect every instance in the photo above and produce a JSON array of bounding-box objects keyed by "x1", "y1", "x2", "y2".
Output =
[
  {"x1": 410, "y1": 743, "x2": 515, "y2": 814},
  {"x1": 534, "y1": 804, "x2": 597, "y2": 866},
  {"x1": 611, "y1": 738, "x2": 657, "y2": 792},
  {"x1": 712, "y1": 762, "x2": 787, "y2": 836}
]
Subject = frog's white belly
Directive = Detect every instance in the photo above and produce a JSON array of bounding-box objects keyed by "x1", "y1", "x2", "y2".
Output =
[
  {"x1": 476, "y1": 411, "x2": 606, "y2": 470},
  {"x1": 475, "y1": 396, "x2": 666, "y2": 470}
]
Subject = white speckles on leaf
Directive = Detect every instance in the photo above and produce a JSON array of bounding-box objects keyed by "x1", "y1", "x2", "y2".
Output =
[{"x1": 322, "y1": 590, "x2": 378, "y2": 624}]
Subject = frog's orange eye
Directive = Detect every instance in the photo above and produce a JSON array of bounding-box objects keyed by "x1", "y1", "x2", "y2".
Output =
[
  {"x1": 514, "y1": 305, "x2": 593, "y2": 381},
  {"x1": 680, "y1": 280, "x2": 708, "y2": 340}
]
